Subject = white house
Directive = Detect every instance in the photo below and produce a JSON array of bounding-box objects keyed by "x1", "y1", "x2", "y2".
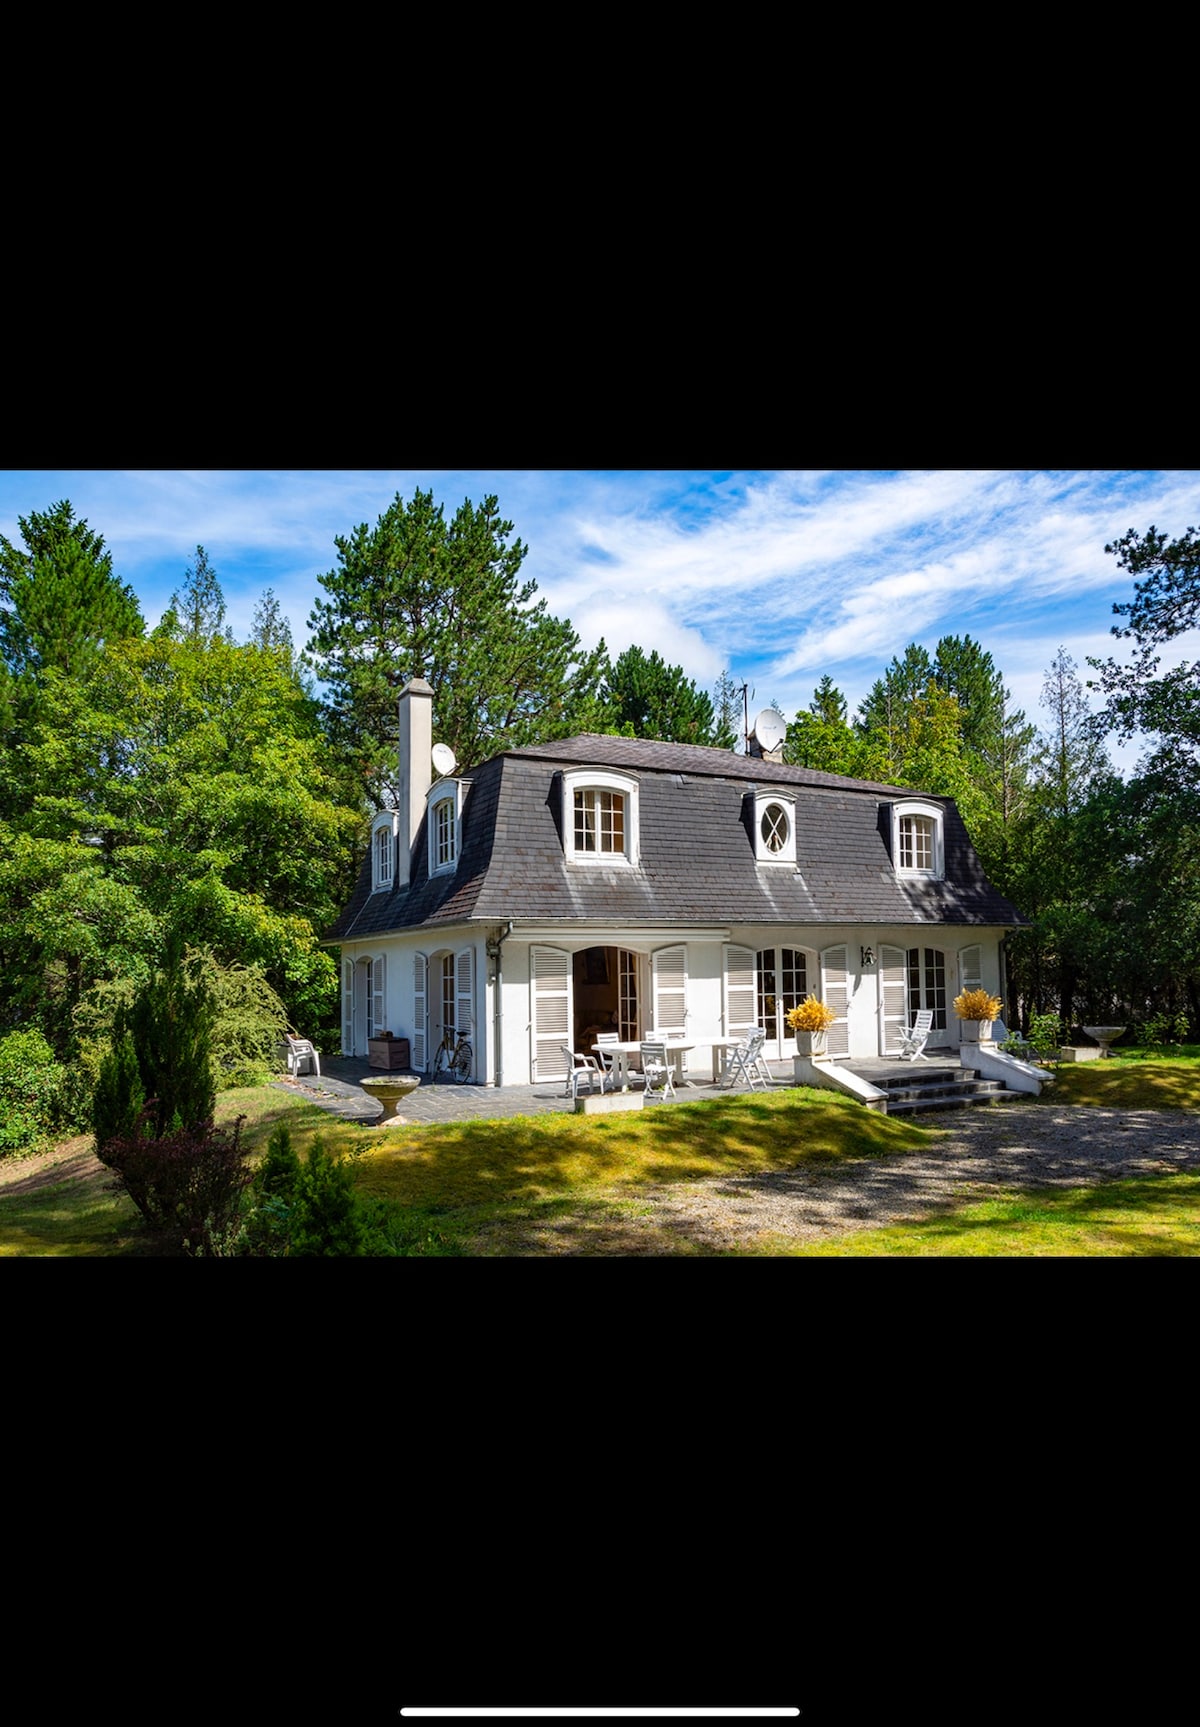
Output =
[{"x1": 326, "y1": 679, "x2": 1027, "y2": 1085}]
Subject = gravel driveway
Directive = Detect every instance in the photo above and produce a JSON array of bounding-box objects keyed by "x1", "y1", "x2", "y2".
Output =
[{"x1": 632, "y1": 1100, "x2": 1200, "y2": 1249}]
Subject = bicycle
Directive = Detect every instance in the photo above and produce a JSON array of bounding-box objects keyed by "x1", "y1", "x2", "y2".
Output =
[{"x1": 432, "y1": 1026, "x2": 473, "y2": 1082}]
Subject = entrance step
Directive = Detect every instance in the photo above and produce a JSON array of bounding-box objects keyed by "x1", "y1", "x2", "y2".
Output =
[{"x1": 846, "y1": 1064, "x2": 1019, "y2": 1116}]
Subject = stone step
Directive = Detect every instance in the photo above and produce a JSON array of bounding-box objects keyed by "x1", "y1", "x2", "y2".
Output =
[{"x1": 884, "y1": 1081, "x2": 1015, "y2": 1116}]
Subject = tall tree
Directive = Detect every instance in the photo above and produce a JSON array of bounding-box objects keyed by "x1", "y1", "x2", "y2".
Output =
[
  {"x1": 306, "y1": 489, "x2": 610, "y2": 800},
  {"x1": 0, "y1": 499, "x2": 143, "y2": 681},
  {"x1": 604, "y1": 647, "x2": 718, "y2": 744},
  {"x1": 1089, "y1": 523, "x2": 1200, "y2": 789},
  {"x1": 169, "y1": 545, "x2": 226, "y2": 642},
  {"x1": 249, "y1": 587, "x2": 294, "y2": 655},
  {"x1": 711, "y1": 669, "x2": 741, "y2": 751}
]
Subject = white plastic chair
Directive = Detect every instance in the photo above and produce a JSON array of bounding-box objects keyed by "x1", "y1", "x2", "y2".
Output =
[
  {"x1": 593, "y1": 1031, "x2": 621, "y2": 1092},
  {"x1": 285, "y1": 1035, "x2": 321, "y2": 1078},
  {"x1": 561, "y1": 1046, "x2": 602, "y2": 1100},
  {"x1": 723, "y1": 1028, "x2": 771, "y2": 1090},
  {"x1": 639, "y1": 1041, "x2": 676, "y2": 1100},
  {"x1": 897, "y1": 1009, "x2": 933, "y2": 1062}
]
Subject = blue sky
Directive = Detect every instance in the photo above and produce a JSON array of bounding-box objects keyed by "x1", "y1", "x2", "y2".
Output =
[{"x1": 3, "y1": 468, "x2": 1197, "y2": 774}]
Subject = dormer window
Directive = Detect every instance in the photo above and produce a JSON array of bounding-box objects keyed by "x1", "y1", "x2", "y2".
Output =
[
  {"x1": 427, "y1": 777, "x2": 468, "y2": 877},
  {"x1": 562, "y1": 768, "x2": 639, "y2": 866},
  {"x1": 891, "y1": 799, "x2": 944, "y2": 878},
  {"x1": 753, "y1": 791, "x2": 797, "y2": 865},
  {"x1": 371, "y1": 813, "x2": 396, "y2": 892}
]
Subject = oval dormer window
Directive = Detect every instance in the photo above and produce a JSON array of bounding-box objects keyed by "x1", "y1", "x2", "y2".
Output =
[{"x1": 760, "y1": 802, "x2": 790, "y2": 854}]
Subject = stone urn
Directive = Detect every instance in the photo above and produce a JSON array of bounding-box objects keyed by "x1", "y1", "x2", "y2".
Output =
[
  {"x1": 1082, "y1": 1025, "x2": 1126, "y2": 1057},
  {"x1": 794, "y1": 1030, "x2": 829, "y2": 1058},
  {"x1": 359, "y1": 1072, "x2": 421, "y2": 1123}
]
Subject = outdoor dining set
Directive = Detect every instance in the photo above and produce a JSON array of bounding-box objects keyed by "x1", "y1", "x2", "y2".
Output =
[{"x1": 560, "y1": 1028, "x2": 773, "y2": 1101}]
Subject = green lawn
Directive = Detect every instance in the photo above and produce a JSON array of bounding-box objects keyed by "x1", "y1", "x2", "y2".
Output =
[{"x1": 3, "y1": 1057, "x2": 1199, "y2": 1255}]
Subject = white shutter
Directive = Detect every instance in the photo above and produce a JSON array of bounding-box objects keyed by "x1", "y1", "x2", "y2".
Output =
[
  {"x1": 957, "y1": 944, "x2": 983, "y2": 1036},
  {"x1": 412, "y1": 952, "x2": 428, "y2": 1072},
  {"x1": 651, "y1": 944, "x2": 687, "y2": 1033},
  {"x1": 820, "y1": 944, "x2": 850, "y2": 1057},
  {"x1": 723, "y1": 944, "x2": 757, "y2": 1037},
  {"x1": 531, "y1": 944, "x2": 571, "y2": 1081},
  {"x1": 878, "y1": 944, "x2": 907, "y2": 1056},
  {"x1": 455, "y1": 947, "x2": 474, "y2": 1080},
  {"x1": 370, "y1": 952, "x2": 386, "y2": 1039},
  {"x1": 341, "y1": 959, "x2": 354, "y2": 1055}
]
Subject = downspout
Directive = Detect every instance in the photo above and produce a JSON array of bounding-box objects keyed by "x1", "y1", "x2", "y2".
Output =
[{"x1": 487, "y1": 922, "x2": 514, "y2": 1087}]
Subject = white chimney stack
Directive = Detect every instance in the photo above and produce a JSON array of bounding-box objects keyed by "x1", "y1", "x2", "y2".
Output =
[{"x1": 396, "y1": 677, "x2": 433, "y2": 884}]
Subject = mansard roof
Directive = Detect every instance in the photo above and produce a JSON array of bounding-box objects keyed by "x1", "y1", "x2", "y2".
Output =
[{"x1": 326, "y1": 733, "x2": 1027, "y2": 942}]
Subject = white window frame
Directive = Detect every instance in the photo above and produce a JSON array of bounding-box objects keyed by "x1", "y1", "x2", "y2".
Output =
[
  {"x1": 426, "y1": 777, "x2": 468, "y2": 877},
  {"x1": 891, "y1": 798, "x2": 945, "y2": 879},
  {"x1": 753, "y1": 791, "x2": 797, "y2": 865},
  {"x1": 562, "y1": 768, "x2": 640, "y2": 867},
  {"x1": 371, "y1": 813, "x2": 397, "y2": 892}
]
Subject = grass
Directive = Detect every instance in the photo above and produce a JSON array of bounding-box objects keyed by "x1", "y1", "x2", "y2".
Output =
[
  {"x1": 4, "y1": 1055, "x2": 1200, "y2": 1255},
  {"x1": 1037, "y1": 1050, "x2": 1200, "y2": 1111},
  {"x1": 778, "y1": 1172, "x2": 1200, "y2": 1256}
]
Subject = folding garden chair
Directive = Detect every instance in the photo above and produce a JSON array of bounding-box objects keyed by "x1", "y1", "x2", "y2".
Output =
[
  {"x1": 897, "y1": 1009, "x2": 934, "y2": 1062},
  {"x1": 593, "y1": 1031, "x2": 621, "y2": 1092},
  {"x1": 639, "y1": 1041, "x2": 676, "y2": 1100},
  {"x1": 722, "y1": 1027, "x2": 771, "y2": 1090}
]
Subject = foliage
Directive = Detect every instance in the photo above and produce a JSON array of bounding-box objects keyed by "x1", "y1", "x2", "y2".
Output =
[
  {"x1": 1089, "y1": 524, "x2": 1200, "y2": 787},
  {"x1": 97, "y1": 1108, "x2": 253, "y2": 1254},
  {"x1": 786, "y1": 995, "x2": 838, "y2": 1032},
  {"x1": 0, "y1": 499, "x2": 143, "y2": 684},
  {"x1": 121, "y1": 946, "x2": 218, "y2": 1139},
  {"x1": 90, "y1": 1029, "x2": 146, "y2": 1156},
  {"x1": 710, "y1": 669, "x2": 742, "y2": 751},
  {"x1": 168, "y1": 545, "x2": 227, "y2": 643},
  {"x1": 193, "y1": 951, "x2": 290, "y2": 1085},
  {"x1": 0, "y1": 1029, "x2": 68, "y2": 1154},
  {"x1": 306, "y1": 488, "x2": 610, "y2": 799},
  {"x1": 1141, "y1": 1010, "x2": 1191, "y2": 1054},
  {"x1": 1026, "y1": 1012, "x2": 1064, "y2": 1061},
  {"x1": 603, "y1": 646, "x2": 720, "y2": 744},
  {"x1": 953, "y1": 989, "x2": 1002, "y2": 1022}
]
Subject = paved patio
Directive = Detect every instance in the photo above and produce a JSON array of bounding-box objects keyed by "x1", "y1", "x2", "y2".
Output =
[
  {"x1": 276, "y1": 1051, "x2": 952, "y2": 1125},
  {"x1": 278, "y1": 1052, "x2": 801, "y2": 1125}
]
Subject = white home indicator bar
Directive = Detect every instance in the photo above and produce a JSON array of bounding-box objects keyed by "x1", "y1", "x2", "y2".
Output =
[{"x1": 400, "y1": 1712, "x2": 799, "y2": 1719}]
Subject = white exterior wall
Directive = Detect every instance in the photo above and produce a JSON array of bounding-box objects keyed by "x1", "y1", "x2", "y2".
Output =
[{"x1": 336, "y1": 925, "x2": 1009, "y2": 1083}]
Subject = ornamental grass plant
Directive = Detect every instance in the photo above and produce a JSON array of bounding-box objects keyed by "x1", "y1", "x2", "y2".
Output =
[
  {"x1": 953, "y1": 988, "x2": 1002, "y2": 1022},
  {"x1": 786, "y1": 995, "x2": 838, "y2": 1033}
]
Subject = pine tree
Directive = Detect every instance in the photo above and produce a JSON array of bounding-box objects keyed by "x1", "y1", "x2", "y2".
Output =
[
  {"x1": 169, "y1": 545, "x2": 227, "y2": 642},
  {"x1": 306, "y1": 488, "x2": 609, "y2": 798},
  {"x1": 604, "y1": 646, "x2": 719, "y2": 743},
  {"x1": 0, "y1": 499, "x2": 143, "y2": 680}
]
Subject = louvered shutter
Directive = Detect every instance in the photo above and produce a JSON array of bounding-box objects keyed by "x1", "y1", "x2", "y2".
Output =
[
  {"x1": 531, "y1": 944, "x2": 571, "y2": 1081},
  {"x1": 412, "y1": 952, "x2": 428, "y2": 1072},
  {"x1": 820, "y1": 944, "x2": 850, "y2": 1057},
  {"x1": 342, "y1": 959, "x2": 354, "y2": 1055},
  {"x1": 651, "y1": 944, "x2": 688, "y2": 1034},
  {"x1": 957, "y1": 944, "x2": 983, "y2": 1036},
  {"x1": 878, "y1": 944, "x2": 907, "y2": 1056},
  {"x1": 723, "y1": 944, "x2": 757, "y2": 1037},
  {"x1": 370, "y1": 953, "x2": 386, "y2": 1039},
  {"x1": 455, "y1": 947, "x2": 474, "y2": 1080}
]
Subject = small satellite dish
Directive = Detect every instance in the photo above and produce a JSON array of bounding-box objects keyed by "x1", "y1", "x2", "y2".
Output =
[
  {"x1": 753, "y1": 707, "x2": 786, "y2": 752},
  {"x1": 431, "y1": 742, "x2": 457, "y2": 777}
]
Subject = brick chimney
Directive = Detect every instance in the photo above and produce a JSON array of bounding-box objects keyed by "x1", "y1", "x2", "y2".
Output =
[{"x1": 396, "y1": 677, "x2": 433, "y2": 884}]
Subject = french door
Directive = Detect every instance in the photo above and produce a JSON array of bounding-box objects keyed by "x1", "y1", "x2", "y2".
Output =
[{"x1": 756, "y1": 946, "x2": 810, "y2": 1058}]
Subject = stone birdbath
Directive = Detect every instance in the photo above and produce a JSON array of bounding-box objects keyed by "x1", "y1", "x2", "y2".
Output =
[
  {"x1": 1082, "y1": 1025, "x2": 1126, "y2": 1058},
  {"x1": 359, "y1": 1072, "x2": 421, "y2": 1123}
]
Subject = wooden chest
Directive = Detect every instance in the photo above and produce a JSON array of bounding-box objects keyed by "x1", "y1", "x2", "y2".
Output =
[{"x1": 368, "y1": 1037, "x2": 411, "y2": 1070}]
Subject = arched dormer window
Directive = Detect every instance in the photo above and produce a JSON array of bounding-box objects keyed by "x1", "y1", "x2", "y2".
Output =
[
  {"x1": 891, "y1": 798, "x2": 945, "y2": 879},
  {"x1": 753, "y1": 791, "x2": 797, "y2": 865},
  {"x1": 561, "y1": 768, "x2": 640, "y2": 867},
  {"x1": 371, "y1": 812, "x2": 397, "y2": 892},
  {"x1": 427, "y1": 777, "x2": 469, "y2": 876}
]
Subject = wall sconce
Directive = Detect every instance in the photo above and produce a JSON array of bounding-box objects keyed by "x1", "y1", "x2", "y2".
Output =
[{"x1": 860, "y1": 945, "x2": 875, "y2": 969}]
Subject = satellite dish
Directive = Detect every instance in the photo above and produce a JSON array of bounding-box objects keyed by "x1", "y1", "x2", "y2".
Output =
[
  {"x1": 753, "y1": 707, "x2": 786, "y2": 752},
  {"x1": 431, "y1": 742, "x2": 458, "y2": 777}
]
